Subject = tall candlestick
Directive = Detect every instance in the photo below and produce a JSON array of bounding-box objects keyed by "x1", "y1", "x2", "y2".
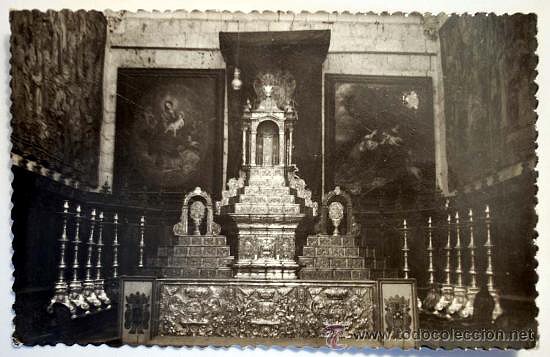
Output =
[
  {"x1": 485, "y1": 205, "x2": 502, "y2": 320},
  {"x1": 444, "y1": 214, "x2": 452, "y2": 285},
  {"x1": 436, "y1": 214, "x2": 455, "y2": 316},
  {"x1": 95, "y1": 212, "x2": 104, "y2": 282},
  {"x1": 82, "y1": 209, "x2": 101, "y2": 309},
  {"x1": 427, "y1": 216, "x2": 435, "y2": 285},
  {"x1": 138, "y1": 216, "x2": 145, "y2": 268},
  {"x1": 461, "y1": 208, "x2": 480, "y2": 318},
  {"x1": 449, "y1": 211, "x2": 466, "y2": 315},
  {"x1": 455, "y1": 212, "x2": 463, "y2": 288},
  {"x1": 69, "y1": 205, "x2": 89, "y2": 313},
  {"x1": 47, "y1": 201, "x2": 75, "y2": 315},
  {"x1": 112, "y1": 213, "x2": 119, "y2": 279},
  {"x1": 484, "y1": 205, "x2": 494, "y2": 291},
  {"x1": 468, "y1": 209, "x2": 478, "y2": 289},
  {"x1": 402, "y1": 219, "x2": 410, "y2": 279},
  {"x1": 94, "y1": 212, "x2": 111, "y2": 307}
]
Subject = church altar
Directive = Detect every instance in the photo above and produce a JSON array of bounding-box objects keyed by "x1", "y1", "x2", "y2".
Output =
[{"x1": 118, "y1": 73, "x2": 419, "y2": 348}]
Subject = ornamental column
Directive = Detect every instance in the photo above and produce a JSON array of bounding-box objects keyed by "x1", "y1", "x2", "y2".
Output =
[
  {"x1": 288, "y1": 127, "x2": 294, "y2": 165},
  {"x1": 241, "y1": 127, "x2": 247, "y2": 166},
  {"x1": 278, "y1": 129, "x2": 285, "y2": 166},
  {"x1": 250, "y1": 129, "x2": 257, "y2": 166}
]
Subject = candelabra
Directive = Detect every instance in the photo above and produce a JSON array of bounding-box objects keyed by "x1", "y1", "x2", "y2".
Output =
[
  {"x1": 82, "y1": 209, "x2": 101, "y2": 309},
  {"x1": 436, "y1": 214, "x2": 454, "y2": 314},
  {"x1": 68, "y1": 205, "x2": 89, "y2": 315},
  {"x1": 461, "y1": 209, "x2": 480, "y2": 318},
  {"x1": 138, "y1": 216, "x2": 145, "y2": 268},
  {"x1": 449, "y1": 212, "x2": 466, "y2": 315},
  {"x1": 112, "y1": 213, "x2": 119, "y2": 279},
  {"x1": 485, "y1": 205, "x2": 502, "y2": 321},
  {"x1": 94, "y1": 212, "x2": 111, "y2": 308},
  {"x1": 422, "y1": 216, "x2": 441, "y2": 313},
  {"x1": 401, "y1": 219, "x2": 409, "y2": 279},
  {"x1": 427, "y1": 216, "x2": 435, "y2": 285},
  {"x1": 47, "y1": 201, "x2": 76, "y2": 315}
]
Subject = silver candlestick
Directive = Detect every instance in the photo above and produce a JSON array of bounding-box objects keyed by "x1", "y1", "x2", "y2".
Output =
[
  {"x1": 444, "y1": 214, "x2": 452, "y2": 286},
  {"x1": 68, "y1": 205, "x2": 89, "y2": 315},
  {"x1": 402, "y1": 219, "x2": 410, "y2": 279},
  {"x1": 461, "y1": 209, "x2": 480, "y2": 318},
  {"x1": 138, "y1": 216, "x2": 145, "y2": 268},
  {"x1": 485, "y1": 205, "x2": 502, "y2": 321},
  {"x1": 47, "y1": 201, "x2": 75, "y2": 315},
  {"x1": 421, "y1": 216, "x2": 441, "y2": 313},
  {"x1": 82, "y1": 209, "x2": 101, "y2": 309},
  {"x1": 94, "y1": 212, "x2": 111, "y2": 308},
  {"x1": 427, "y1": 216, "x2": 435, "y2": 285},
  {"x1": 449, "y1": 211, "x2": 466, "y2": 315},
  {"x1": 112, "y1": 213, "x2": 119, "y2": 279},
  {"x1": 436, "y1": 214, "x2": 454, "y2": 316}
]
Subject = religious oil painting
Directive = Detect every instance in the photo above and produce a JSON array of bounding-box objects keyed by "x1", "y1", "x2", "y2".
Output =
[
  {"x1": 325, "y1": 75, "x2": 435, "y2": 210},
  {"x1": 8, "y1": 7, "x2": 538, "y2": 353},
  {"x1": 114, "y1": 69, "x2": 224, "y2": 195}
]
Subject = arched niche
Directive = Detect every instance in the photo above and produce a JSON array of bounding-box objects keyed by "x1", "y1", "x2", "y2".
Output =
[
  {"x1": 255, "y1": 120, "x2": 280, "y2": 166},
  {"x1": 319, "y1": 186, "x2": 355, "y2": 235},
  {"x1": 174, "y1": 187, "x2": 215, "y2": 236}
]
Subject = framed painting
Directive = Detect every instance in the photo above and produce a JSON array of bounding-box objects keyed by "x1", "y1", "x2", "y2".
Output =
[
  {"x1": 113, "y1": 68, "x2": 225, "y2": 198},
  {"x1": 119, "y1": 276, "x2": 156, "y2": 345},
  {"x1": 378, "y1": 279, "x2": 419, "y2": 348},
  {"x1": 325, "y1": 74, "x2": 435, "y2": 208}
]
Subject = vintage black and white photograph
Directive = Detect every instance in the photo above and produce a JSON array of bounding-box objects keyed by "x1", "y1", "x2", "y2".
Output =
[{"x1": 6, "y1": 3, "x2": 541, "y2": 352}]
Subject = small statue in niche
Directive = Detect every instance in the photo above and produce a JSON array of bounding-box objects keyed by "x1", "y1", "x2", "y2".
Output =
[
  {"x1": 189, "y1": 200, "x2": 206, "y2": 236},
  {"x1": 328, "y1": 201, "x2": 345, "y2": 236}
]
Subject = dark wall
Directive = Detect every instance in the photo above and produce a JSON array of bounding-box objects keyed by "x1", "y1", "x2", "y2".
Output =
[
  {"x1": 438, "y1": 14, "x2": 538, "y2": 302},
  {"x1": 440, "y1": 14, "x2": 537, "y2": 190},
  {"x1": 10, "y1": 10, "x2": 106, "y2": 187}
]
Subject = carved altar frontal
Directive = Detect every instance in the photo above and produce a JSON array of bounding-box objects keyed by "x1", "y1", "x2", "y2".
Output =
[{"x1": 157, "y1": 279, "x2": 376, "y2": 339}]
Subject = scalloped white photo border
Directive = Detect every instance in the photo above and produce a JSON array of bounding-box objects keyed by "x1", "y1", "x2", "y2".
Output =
[{"x1": 1, "y1": 1, "x2": 548, "y2": 356}]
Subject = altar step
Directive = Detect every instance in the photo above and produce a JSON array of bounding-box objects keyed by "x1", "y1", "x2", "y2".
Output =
[
  {"x1": 299, "y1": 267, "x2": 370, "y2": 280},
  {"x1": 233, "y1": 202, "x2": 301, "y2": 215},
  {"x1": 243, "y1": 185, "x2": 290, "y2": 195},
  {"x1": 156, "y1": 267, "x2": 233, "y2": 279},
  {"x1": 150, "y1": 234, "x2": 234, "y2": 278},
  {"x1": 298, "y1": 233, "x2": 370, "y2": 280},
  {"x1": 298, "y1": 256, "x2": 365, "y2": 269},
  {"x1": 238, "y1": 193, "x2": 295, "y2": 204}
]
